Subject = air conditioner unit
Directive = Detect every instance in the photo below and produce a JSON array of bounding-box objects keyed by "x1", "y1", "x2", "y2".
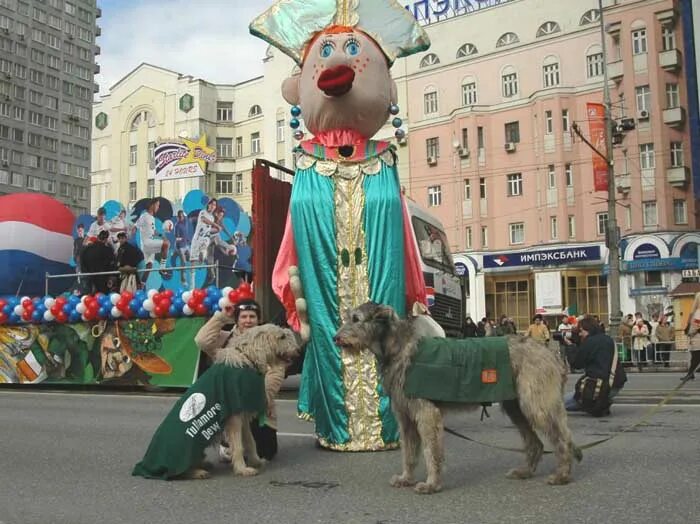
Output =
[
  {"x1": 637, "y1": 109, "x2": 650, "y2": 120},
  {"x1": 4, "y1": 72, "x2": 10, "y2": 79},
  {"x1": 427, "y1": 155, "x2": 438, "y2": 166},
  {"x1": 458, "y1": 147, "x2": 470, "y2": 158},
  {"x1": 68, "y1": 34, "x2": 74, "y2": 40},
  {"x1": 504, "y1": 142, "x2": 517, "y2": 152},
  {"x1": 18, "y1": 34, "x2": 24, "y2": 40},
  {"x1": 1, "y1": 160, "x2": 8, "y2": 167},
  {"x1": 2, "y1": 94, "x2": 9, "y2": 101},
  {"x1": 2, "y1": 28, "x2": 9, "y2": 34}
]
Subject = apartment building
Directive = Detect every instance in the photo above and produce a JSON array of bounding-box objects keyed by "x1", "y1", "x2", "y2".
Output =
[{"x1": 0, "y1": 0, "x2": 100, "y2": 215}]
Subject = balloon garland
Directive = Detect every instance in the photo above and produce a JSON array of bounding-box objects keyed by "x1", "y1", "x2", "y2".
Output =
[{"x1": 0, "y1": 282, "x2": 255, "y2": 326}]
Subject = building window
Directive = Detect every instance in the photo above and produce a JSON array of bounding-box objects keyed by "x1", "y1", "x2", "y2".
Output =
[
  {"x1": 477, "y1": 126, "x2": 484, "y2": 150},
  {"x1": 596, "y1": 212, "x2": 608, "y2": 236},
  {"x1": 148, "y1": 141, "x2": 155, "y2": 164},
  {"x1": 496, "y1": 32, "x2": 519, "y2": 47},
  {"x1": 504, "y1": 121, "x2": 520, "y2": 143},
  {"x1": 502, "y1": 72, "x2": 518, "y2": 97},
  {"x1": 424, "y1": 90, "x2": 438, "y2": 115},
  {"x1": 251, "y1": 132, "x2": 261, "y2": 154},
  {"x1": 674, "y1": 199, "x2": 688, "y2": 224},
  {"x1": 129, "y1": 182, "x2": 136, "y2": 202},
  {"x1": 670, "y1": 142, "x2": 684, "y2": 167},
  {"x1": 10, "y1": 172, "x2": 22, "y2": 187},
  {"x1": 419, "y1": 53, "x2": 440, "y2": 68},
  {"x1": 426, "y1": 137, "x2": 439, "y2": 160},
  {"x1": 537, "y1": 21, "x2": 561, "y2": 38},
  {"x1": 580, "y1": 9, "x2": 600, "y2": 25},
  {"x1": 147, "y1": 179, "x2": 155, "y2": 199},
  {"x1": 568, "y1": 215, "x2": 576, "y2": 238},
  {"x1": 545, "y1": 110, "x2": 553, "y2": 134},
  {"x1": 665, "y1": 83, "x2": 679, "y2": 108},
  {"x1": 462, "y1": 82, "x2": 477, "y2": 106},
  {"x1": 456, "y1": 43, "x2": 478, "y2": 58},
  {"x1": 216, "y1": 138, "x2": 233, "y2": 159},
  {"x1": 461, "y1": 127, "x2": 469, "y2": 149},
  {"x1": 635, "y1": 85, "x2": 650, "y2": 112},
  {"x1": 465, "y1": 227, "x2": 472, "y2": 249},
  {"x1": 644, "y1": 271, "x2": 662, "y2": 287},
  {"x1": 129, "y1": 145, "x2": 137, "y2": 166},
  {"x1": 661, "y1": 26, "x2": 676, "y2": 51},
  {"x1": 642, "y1": 201, "x2": 657, "y2": 227},
  {"x1": 463, "y1": 179, "x2": 471, "y2": 200},
  {"x1": 507, "y1": 173, "x2": 522, "y2": 197},
  {"x1": 547, "y1": 165, "x2": 556, "y2": 189},
  {"x1": 509, "y1": 222, "x2": 525, "y2": 245},
  {"x1": 481, "y1": 226, "x2": 488, "y2": 247},
  {"x1": 632, "y1": 28, "x2": 647, "y2": 55},
  {"x1": 586, "y1": 52, "x2": 604, "y2": 78},
  {"x1": 428, "y1": 185, "x2": 442, "y2": 207},
  {"x1": 235, "y1": 137, "x2": 243, "y2": 157},
  {"x1": 248, "y1": 105, "x2": 262, "y2": 117},
  {"x1": 565, "y1": 163, "x2": 573, "y2": 187},
  {"x1": 550, "y1": 216, "x2": 558, "y2": 239},
  {"x1": 216, "y1": 174, "x2": 233, "y2": 194},
  {"x1": 276, "y1": 119, "x2": 285, "y2": 142},
  {"x1": 639, "y1": 143, "x2": 655, "y2": 169},
  {"x1": 562, "y1": 109, "x2": 570, "y2": 132},
  {"x1": 479, "y1": 177, "x2": 486, "y2": 199},
  {"x1": 543, "y1": 62, "x2": 560, "y2": 87},
  {"x1": 217, "y1": 102, "x2": 233, "y2": 122}
]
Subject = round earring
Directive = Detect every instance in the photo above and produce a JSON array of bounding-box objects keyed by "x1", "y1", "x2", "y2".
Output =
[
  {"x1": 290, "y1": 105, "x2": 304, "y2": 140},
  {"x1": 390, "y1": 103, "x2": 405, "y2": 140}
]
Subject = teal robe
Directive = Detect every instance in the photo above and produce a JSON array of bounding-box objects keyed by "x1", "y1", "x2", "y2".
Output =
[{"x1": 291, "y1": 143, "x2": 404, "y2": 450}]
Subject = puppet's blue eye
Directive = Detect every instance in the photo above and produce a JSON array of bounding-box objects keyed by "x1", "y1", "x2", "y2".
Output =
[
  {"x1": 320, "y1": 42, "x2": 334, "y2": 58},
  {"x1": 345, "y1": 39, "x2": 360, "y2": 56}
]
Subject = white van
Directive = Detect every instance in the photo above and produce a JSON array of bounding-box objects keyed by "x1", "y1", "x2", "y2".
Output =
[{"x1": 406, "y1": 199, "x2": 464, "y2": 337}]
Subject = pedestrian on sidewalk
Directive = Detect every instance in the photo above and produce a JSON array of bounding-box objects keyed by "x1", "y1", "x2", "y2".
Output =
[
  {"x1": 526, "y1": 314, "x2": 550, "y2": 344},
  {"x1": 632, "y1": 318, "x2": 650, "y2": 371},
  {"x1": 655, "y1": 315, "x2": 674, "y2": 368},
  {"x1": 681, "y1": 292, "x2": 700, "y2": 381}
]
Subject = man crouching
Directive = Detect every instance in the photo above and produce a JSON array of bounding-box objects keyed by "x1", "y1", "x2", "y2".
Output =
[{"x1": 132, "y1": 324, "x2": 299, "y2": 480}]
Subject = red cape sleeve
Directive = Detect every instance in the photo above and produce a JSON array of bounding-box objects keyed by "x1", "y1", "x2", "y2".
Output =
[{"x1": 272, "y1": 212, "x2": 301, "y2": 331}]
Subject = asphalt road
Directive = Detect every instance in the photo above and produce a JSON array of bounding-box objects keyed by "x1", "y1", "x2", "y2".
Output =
[{"x1": 1, "y1": 374, "x2": 698, "y2": 524}]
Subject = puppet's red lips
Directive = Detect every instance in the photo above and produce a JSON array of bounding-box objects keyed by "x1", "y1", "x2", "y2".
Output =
[{"x1": 317, "y1": 65, "x2": 355, "y2": 97}]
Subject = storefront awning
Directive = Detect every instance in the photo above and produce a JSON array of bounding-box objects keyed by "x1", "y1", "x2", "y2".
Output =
[{"x1": 669, "y1": 282, "x2": 700, "y2": 297}]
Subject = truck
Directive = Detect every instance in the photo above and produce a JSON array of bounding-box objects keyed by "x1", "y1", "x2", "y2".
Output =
[{"x1": 251, "y1": 159, "x2": 464, "y2": 336}]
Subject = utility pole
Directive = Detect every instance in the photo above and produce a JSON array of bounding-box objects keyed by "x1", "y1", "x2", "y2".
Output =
[{"x1": 599, "y1": 0, "x2": 621, "y2": 335}]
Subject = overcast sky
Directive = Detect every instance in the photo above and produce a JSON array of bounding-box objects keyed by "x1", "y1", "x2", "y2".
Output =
[{"x1": 95, "y1": 0, "x2": 277, "y2": 95}]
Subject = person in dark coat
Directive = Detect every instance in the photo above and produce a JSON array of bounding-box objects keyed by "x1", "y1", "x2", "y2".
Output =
[
  {"x1": 116, "y1": 232, "x2": 145, "y2": 289},
  {"x1": 564, "y1": 316, "x2": 627, "y2": 416},
  {"x1": 80, "y1": 230, "x2": 116, "y2": 294},
  {"x1": 462, "y1": 316, "x2": 478, "y2": 338}
]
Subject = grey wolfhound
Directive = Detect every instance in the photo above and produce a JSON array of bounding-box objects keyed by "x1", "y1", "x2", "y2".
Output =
[{"x1": 334, "y1": 303, "x2": 580, "y2": 494}]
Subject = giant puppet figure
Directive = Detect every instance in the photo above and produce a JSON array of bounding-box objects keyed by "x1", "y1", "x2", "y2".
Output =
[{"x1": 250, "y1": 0, "x2": 430, "y2": 451}]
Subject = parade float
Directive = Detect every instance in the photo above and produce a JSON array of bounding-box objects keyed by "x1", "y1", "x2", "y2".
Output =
[{"x1": 0, "y1": 191, "x2": 254, "y2": 388}]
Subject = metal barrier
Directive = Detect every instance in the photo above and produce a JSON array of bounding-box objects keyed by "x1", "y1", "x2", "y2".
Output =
[
  {"x1": 615, "y1": 339, "x2": 690, "y2": 368},
  {"x1": 44, "y1": 263, "x2": 243, "y2": 295}
]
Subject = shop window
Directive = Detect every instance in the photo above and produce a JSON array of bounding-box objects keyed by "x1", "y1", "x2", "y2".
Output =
[
  {"x1": 563, "y1": 272, "x2": 608, "y2": 320},
  {"x1": 644, "y1": 271, "x2": 662, "y2": 287},
  {"x1": 485, "y1": 277, "x2": 531, "y2": 332}
]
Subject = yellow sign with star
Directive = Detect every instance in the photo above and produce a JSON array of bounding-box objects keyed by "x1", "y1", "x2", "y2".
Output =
[{"x1": 154, "y1": 134, "x2": 217, "y2": 182}]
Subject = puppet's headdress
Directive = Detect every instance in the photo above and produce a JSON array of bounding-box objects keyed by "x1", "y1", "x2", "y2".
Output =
[{"x1": 250, "y1": 0, "x2": 430, "y2": 66}]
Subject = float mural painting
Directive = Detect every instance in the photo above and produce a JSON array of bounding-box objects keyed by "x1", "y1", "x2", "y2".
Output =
[{"x1": 0, "y1": 190, "x2": 252, "y2": 297}]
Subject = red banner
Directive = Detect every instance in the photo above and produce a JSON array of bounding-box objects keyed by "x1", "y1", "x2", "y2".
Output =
[{"x1": 587, "y1": 103, "x2": 608, "y2": 192}]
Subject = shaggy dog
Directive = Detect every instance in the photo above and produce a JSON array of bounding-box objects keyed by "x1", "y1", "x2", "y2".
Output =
[
  {"x1": 334, "y1": 303, "x2": 580, "y2": 494},
  {"x1": 134, "y1": 324, "x2": 300, "y2": 481}
]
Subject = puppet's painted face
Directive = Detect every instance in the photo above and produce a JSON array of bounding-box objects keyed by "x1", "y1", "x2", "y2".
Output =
[{"x1": 282, "y1": 30, "x2": 397, "y2": 139}]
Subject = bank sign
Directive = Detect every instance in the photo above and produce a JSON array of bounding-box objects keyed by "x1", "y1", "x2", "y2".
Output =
[
  {"x1": 404, "y1": 0, "x2": 515, "y2": 25},
  {"x1": 484, "y1": 246, "x2": 602, "y2": 269}
]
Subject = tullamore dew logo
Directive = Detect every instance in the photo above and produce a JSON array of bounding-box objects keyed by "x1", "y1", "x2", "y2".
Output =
[{"x1": 179, "y1": 392, "x2": 207, "y2": 422}]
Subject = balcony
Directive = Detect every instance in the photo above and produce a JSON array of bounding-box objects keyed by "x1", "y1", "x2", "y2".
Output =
[
  {"x1": 659, "y1": 49, "x2": 682, "y2": 71},
  {"x1": 94, "y1": 63, "x2": 100, "y2": 74},
  {"x1": 667, "y1": 166, "x2": 689, "y2": 188},
  {"x1": 663, "y1": 107, "x2": 686, "y2": 127},
  {"x1": 607, "y1": 60, "x2": 623, "y2": 81},
  {"x1": 616, "y1": 173, "x2": 631, "y2": 194},
  {"x1": 94, "y1": 45, "x2": 101, "y2": 56},
  {"x1": 96, "y1": 7, "x2": 102, "y2": 18}
]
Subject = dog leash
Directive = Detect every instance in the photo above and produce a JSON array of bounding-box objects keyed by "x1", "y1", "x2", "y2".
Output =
[{"x1": 444, "y1": 377, "x2": 693, "y2": 455}]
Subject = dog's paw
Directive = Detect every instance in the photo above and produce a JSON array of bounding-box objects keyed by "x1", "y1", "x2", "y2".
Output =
[
  {"x1": 414, "y1": 482, "x2": 441, "y2": 495},
  {"x1": 390, "y1": 474, "x2": 416, "y2": 488},
  {"x1": 247, "y1": 457, "x2": 267, "y2": 469},
  {"x1": 188, "y1": 468, "x2": 211, "y2": 480},
  {"x1": 546, "y1": 473, "x2": 571, "y2": 486},
  {"x1": 234, "y1": 466, "x2": 259, "y2": 477},
  {"x1": 506, "y1": 467, "x2": 534, "y2": 480}
]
